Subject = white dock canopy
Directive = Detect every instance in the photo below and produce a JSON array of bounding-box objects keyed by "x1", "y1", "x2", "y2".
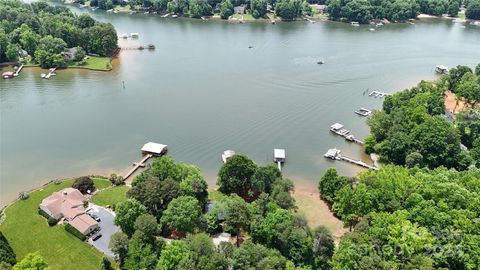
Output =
[
  {"x1": 274, "y1": 149, "x2": 286, "y2": 160},
  {"x1": 141, "y1": 142, "x2": 168, "y2": 155},
  {"x1": 331, "y1": 123, "x2": 344, "y2": 130}
]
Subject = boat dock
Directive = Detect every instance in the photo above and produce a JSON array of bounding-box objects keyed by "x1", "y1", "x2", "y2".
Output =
[
  {"x1": 42, "y1": 68, "x2": 57, "y2": 79},
  {"x1": 124, "y1": 154, "x2": 153, "y2": 180},
  {"x1": 274, "y1": 148, "x2": 286, "y2": 171},
  {"x1": 124, "y1": 142, "x2": 168, "y2": 181},
  {"x1": 368, "y1": 90, "x2": 391, "y2": 98},
  {"x1": 13, "y1": 64, "x2": 24, "y2": 77},
  {"x1": 120, "y1": 44, "x2": 155, "y2": 50},
  {"x1": 324, "y1": 148, "x2": 377, "y2": 170},
  {"x1": 330, "y1": 123, "x2": 364, "y2": 145}
]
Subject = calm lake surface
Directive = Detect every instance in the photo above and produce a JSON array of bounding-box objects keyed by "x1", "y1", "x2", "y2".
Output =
[{"x1": 1, "y1": 6, "x2": 479, "y2": 206}]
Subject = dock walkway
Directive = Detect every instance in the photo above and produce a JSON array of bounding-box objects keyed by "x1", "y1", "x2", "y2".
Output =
[
  {"x1": 13, "y1": 64, "x2": 24, "y2": 77},
  {"x1": 340, "y1": 155, "x2": 377, "y2": 170},
  {"x1": 124, "y1": 154, "x2": 153, "y2": 180},
  {"x1": 324, "y1": 148, "x2": 378, "y2": 170}
]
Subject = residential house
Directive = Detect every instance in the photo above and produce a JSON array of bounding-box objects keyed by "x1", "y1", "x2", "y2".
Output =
[{"x1": 39, "y1": 188, "x2": 99, "y2": 235}]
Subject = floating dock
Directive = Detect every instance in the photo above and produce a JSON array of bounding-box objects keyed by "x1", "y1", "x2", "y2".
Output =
[
  {"x1": 330, "y1": 123, "x2": 364, "y2": 145},
  {"x1": 274, "y1": 148, "x2": 286, "y2": 171},
  {"x1": 42, "y1": 68, "x2": 57, "y2": 79},
  {"x1": 324, "y1": 148, "x2": 377, "y2": 170},
  {"x1": 368, "y1": 91, "x2": 391, "y2": 98}
]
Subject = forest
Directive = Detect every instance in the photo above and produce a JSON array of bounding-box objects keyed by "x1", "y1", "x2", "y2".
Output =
[
  {"x1": 326, "y1": 0, "x2": 480, "y2": 23},
  {"x1": 0, "y1": 0, "x2": 118, "y2": 67},
  {"x1": 365, "y1": 63, "x2": 480, "y2": 170}
]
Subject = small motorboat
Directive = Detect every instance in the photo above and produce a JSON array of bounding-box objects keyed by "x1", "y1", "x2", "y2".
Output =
[
  {"x1": 41, "y1": 73, "x2": 46, "y2": 78},
  {"x1": 248, "y1": 45, "x2": 253, "y2": 49},
  {"x1": 317, "y1": 60, "x2": 325, "y2": 65}
]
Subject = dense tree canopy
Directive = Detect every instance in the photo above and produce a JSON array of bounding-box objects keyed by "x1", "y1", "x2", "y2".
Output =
[
  {"x1": 0, "y1": 0, "x2": 117, "y2": 65},
  {"x1": 326, "y1": 165, "x2": 480, "y2": 269},
  {"x1": 12, "y1": 252, "x2": 48, "y2": 270},
  {"x1": 72, "y1": 176, "x2": 95, "y2": 194},
  {"x1": 0, "y1": 232, "x2": 16, "y2": 267},
  {"x1": 114, "y1": 199, "x2": 148, "y2": 237},
  {"x1": 365, "y1": 79, "x2": 473, "y2": 170},
  {"x1": 160, "y1": 196, "x2": 202, "y2": 237}
]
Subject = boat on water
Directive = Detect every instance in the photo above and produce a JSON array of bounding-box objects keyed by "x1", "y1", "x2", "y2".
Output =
[
  {"x1": 172, "y1": 14, "x2": 178, "y2": 18},
  {"x1": 41, "y1": 73, "x2": 46, "y2": 78},
  {"x1": 317, "y1": 60, "x2": 325, "y2": 65},
  {"x1": 130, "y1": 33, "x2": 139, "y2": 38},
  {"x1": 147, "y1": 44, "x2": 155, "y2": 50},
  {"x1": 330, "y1": 123, "x2": 350, "y2": 136},
  {"x1": 2, "y1": 71, "x2": 14, "y2": 79},
  {"x1": 351, "y1": 22, "x2": 360, "y2": 26},
  {"x1": 435, "y1": 65, "x2": 449, "y2": 74},
  {"x1": 221, "y1": 150, "x2": 236, "y2": 164},
  {"x1": 120, "y1": 33, "x2": 128, "y2": 39},
  {"x1": 369, "y1": 28, "x2": 376, "y2": 31},
  {"x1": 354, "y1": 108, "x2": 372, "y2": 117}
]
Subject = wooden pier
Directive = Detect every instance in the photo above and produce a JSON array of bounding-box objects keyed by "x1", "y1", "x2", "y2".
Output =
[
  {"x1": 330, "y1": 123, "x2": 364, "y2": 145},
  {"x1": 340, "y1": 155, "x2": 377, "y2": 170},
  {"x1": 13, "y1": 64, "x2": 24, "y2": 77},
  {"x1": 324, "y1": 148, "x2": 377, "y2": 170},
  {"x1": 124, "y1": 154, "x2": 153, "y2": 180}
]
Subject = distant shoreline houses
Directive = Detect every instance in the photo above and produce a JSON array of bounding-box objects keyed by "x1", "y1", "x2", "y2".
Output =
[{"x1": 39, "y1": 188, "x2": 98, "y2": 235}]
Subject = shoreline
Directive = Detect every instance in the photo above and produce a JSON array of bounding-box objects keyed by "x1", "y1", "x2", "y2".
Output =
[
  {"x1": 1, "y1": 55, "x2": 115, "y2": 74},
  {"x1": 71, "y1": 2, "x2": 480, "y2": 25}
]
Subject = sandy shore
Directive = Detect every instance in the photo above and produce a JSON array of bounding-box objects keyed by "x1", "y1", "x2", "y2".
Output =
[{"x1": 292, "y1": 180, "x2": 348, "y2": 243}]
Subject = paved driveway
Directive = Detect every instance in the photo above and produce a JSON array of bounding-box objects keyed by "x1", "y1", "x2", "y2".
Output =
[{"x1": 87, "y1": 205, "x2": 120, "y2": 258}]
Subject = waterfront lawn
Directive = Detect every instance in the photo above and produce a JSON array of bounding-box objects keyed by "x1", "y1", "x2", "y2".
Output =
[
  {"x1": 69, "y1": 56, "x2": 112, "y2": 71},
  {"x1": 92, "y1": 177, "x2": 112, "y2": 190},
  {"x1": 0, "y1": 180, "x2": 115, "y2": 270},
  {"x1": 92, "y1": 186, "x2": 129, "y2": 207}
]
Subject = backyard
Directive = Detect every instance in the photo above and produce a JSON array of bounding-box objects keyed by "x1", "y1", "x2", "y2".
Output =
[
  {"x1": 0, "y1": 178, "x2": 116, "y2": 269},
  {"x1": 92, "y1": 185, "x2": 129, "y2": 207}
]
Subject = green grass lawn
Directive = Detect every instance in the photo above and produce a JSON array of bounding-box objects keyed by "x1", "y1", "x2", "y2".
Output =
[
  {"x1": 92, "y1": 177, "x2": 112, "y2": 190},
  {"x1": 92, "y1": 186, "x2": 129, "y2": 207},
  {"x1": 69, "y1": 56, "x2": 112, "y2": 71},
  {"x1": 0, "y1": 180, "x2": 117, "y2": 269},
  {"x1": 231, "y1": 13, "x2": 274, "y2": 21}
]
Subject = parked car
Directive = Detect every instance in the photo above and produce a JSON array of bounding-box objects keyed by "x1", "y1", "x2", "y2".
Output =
[
  {"x1": 91, "y1": 233, "x2": 102, "y2": 241},
  {"x1": 88, "y1": 213, "x2": 101, "y2": 222}
]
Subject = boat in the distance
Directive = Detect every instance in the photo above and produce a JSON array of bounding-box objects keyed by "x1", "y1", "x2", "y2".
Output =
[
  {"x1": 435, "y1": 65, "x2": 449, "y2": 74},
  {"x1": 354, "y1": 108, "x2": 372, "y2": 117}
]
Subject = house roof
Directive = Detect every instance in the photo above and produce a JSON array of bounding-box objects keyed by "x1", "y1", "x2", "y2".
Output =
[
  {"x1": 40, "y1": 188, "x2": 85, "y2": 218},
  {"x1": 69, "y1": 214, "x2": 98, "y2": 234},
  {"x1": 141, "y1": 142, "x2": 167, "y2": 154}
]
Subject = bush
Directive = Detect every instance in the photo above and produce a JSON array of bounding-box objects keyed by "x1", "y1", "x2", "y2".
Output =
[
  {"x1": 38, "y1": 209, "x2": 58, "y2": 226},
  {"x1": 53, "y1": 179, "x2": 62, "y2": 185},
  {"x1": 18, "y1": 192, "x2": 29, "y2": 200},
  {"x1": 72, "y1": 176, "x2": 95, "y2": 194},
  {"x1": 0, "y1": 232, "x2": 16, "y2": 266},
  {"x1": 65, "y1": 223, "x2": 86, "y2": 241}
]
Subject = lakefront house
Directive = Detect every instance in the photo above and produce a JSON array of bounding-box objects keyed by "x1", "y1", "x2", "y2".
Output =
[{"x1": 39, "y1": 188, "x2": 98, "y2": 235}]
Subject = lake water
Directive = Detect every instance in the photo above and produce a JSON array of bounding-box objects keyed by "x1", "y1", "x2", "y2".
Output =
[{"x1": 1, "y1": 6, "x2": 479, "y2": 206}]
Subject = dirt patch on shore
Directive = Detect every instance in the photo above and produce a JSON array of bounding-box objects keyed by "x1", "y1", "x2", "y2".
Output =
[
  {"x1": 293, "y1": 182, "x2": 348, "y2": 243},
  {"x1": 444, "y1": 90, "x2": 466, "y2": 114}
]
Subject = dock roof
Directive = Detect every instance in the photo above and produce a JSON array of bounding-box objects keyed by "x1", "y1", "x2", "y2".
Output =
[
  {"x1": 331, "y1": 123, "x2": 344, "y2": 130},
  {"x1": 141, "y1": 142, "x2": 167, "y2": 155},
  {"x1": 274, "y1": 149, "x2": 286, "y2": 159}
]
